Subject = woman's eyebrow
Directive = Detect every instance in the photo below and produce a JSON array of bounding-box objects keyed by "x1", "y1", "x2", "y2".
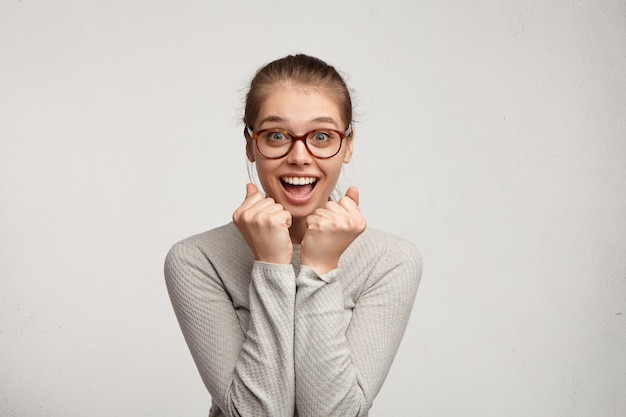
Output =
[
  {"x1": 310, "y1": 117, "x2": 339, "y2": 127},
  {"x1": 257, "y1": 115, "x2": 286, "y2": 127},
  {"x1": 257, "y1": 116, "x2": 339, "y2": 129}
]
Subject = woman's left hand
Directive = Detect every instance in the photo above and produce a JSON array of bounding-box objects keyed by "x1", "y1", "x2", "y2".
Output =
[{"x1": 300, "y1": 186, "x2": 367, "y2": 275}]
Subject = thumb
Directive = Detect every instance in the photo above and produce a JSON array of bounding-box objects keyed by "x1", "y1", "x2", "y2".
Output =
[
  {"x1": 345, "y1": 186, "x2": 359, "y2": 206},
  {"x1": 245, "y1": 183, "x2": 259, "y2": 198}
]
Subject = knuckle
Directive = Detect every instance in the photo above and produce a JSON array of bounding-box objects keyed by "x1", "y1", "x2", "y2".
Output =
[{"x1": 242, "y1": 211, "x2": 258, "y2": 224}]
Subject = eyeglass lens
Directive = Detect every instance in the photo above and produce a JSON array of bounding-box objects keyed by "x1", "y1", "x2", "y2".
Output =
[{"x1": 257, "y1": 129, "x2": 342, "y2": 159}]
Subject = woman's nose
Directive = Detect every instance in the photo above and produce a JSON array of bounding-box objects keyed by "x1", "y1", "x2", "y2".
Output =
[{"x1": 286, "y1": 139, "x2": 312, "y2": 165}]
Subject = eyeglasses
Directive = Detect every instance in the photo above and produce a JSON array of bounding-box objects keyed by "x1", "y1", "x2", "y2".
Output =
[{"x1": 246, "y1": 125, "x2": 351, "y2": 159}]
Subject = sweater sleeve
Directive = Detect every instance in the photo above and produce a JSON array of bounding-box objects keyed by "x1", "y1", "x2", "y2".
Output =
[
  {"x1": 164, "y1": 241, "x2": 296, "y2": 417},
  {"x1": 293, "y1": 239, "x2": 421, "y2": 417}
]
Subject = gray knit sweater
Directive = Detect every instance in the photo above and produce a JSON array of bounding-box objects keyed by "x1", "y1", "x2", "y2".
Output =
[{"x1": 164, "y1": 222, "x2": 421, "y2": 417}]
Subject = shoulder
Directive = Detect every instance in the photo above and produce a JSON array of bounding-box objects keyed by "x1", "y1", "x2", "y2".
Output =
[
  {"x1": 164, "y1": 222, "x2": 253, "y2": 282},
  {"x1": 166, "y1": 222, "x2": 247, "y2": 259},
  {"x1": 348, "y1": 228, "x2": 421, "y2": 269},
  {"x1": 341, "y1": 227, "x2": 423, "y2": 290},
  {"x1": 170, "y1": 222, "x2": 243, "y2": 250}
]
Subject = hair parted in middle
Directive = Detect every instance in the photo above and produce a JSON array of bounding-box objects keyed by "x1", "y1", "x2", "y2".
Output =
[{"x1": 243, "y1": 54, "x2": 353, "y2": 130}]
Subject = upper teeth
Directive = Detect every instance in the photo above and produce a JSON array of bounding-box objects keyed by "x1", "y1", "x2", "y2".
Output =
[{"x1": 282, "y1": 177, "x2": 317, "y2": 185}]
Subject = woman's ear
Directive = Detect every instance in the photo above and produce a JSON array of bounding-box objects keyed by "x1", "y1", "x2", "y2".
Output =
[
  {"x1": 343, "y1": 127, "x2": 354, "y2": 163},
  {"x1": 244, "y1": 127, "x2": 255, "y2": 162}
]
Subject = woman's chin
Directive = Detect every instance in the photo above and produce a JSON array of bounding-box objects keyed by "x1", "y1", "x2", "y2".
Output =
[{"x1": 285, "y1": 204, "x2": 317, "y2": 220}]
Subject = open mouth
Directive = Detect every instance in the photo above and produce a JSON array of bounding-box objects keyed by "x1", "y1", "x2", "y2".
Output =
[{"x1": 280, "y1": 176, "x2": 318, "y2": 199}]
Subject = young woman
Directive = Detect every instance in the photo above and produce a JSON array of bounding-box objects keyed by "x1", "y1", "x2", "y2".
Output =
[{"x1": 165, "y1": 54, "x2": 422, "y2": 417}]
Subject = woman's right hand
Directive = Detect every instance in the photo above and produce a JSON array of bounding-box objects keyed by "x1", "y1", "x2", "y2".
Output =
[{"x1": 233, "y1": 183, "x2": 293, "y2": 264}]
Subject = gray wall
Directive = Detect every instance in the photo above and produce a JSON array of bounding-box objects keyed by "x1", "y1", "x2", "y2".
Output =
[{"x1": 1, "y1": 1, "x2": 625, "y2": 415}]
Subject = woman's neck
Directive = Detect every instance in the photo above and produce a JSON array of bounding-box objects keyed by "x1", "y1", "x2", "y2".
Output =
[{"x1": 289, "y1": 216, "x2": 307, "y2": 244}]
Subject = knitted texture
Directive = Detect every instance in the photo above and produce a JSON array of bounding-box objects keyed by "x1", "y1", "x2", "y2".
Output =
[{"x1": 164, "y1": 222, "x2": 422, "y2": 417}]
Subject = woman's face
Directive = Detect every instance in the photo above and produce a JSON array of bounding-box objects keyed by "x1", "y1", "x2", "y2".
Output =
[{"x1": 247, "y1": 84, "x2": 353, "y2": 220}]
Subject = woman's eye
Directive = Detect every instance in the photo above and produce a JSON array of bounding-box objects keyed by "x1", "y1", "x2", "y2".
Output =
[
  {"x1": 267, "y1": 132, "x2": 288, "y2": 142},
  {"x1": 311, "y1": 132, "x2": 330, "y2": 143}
]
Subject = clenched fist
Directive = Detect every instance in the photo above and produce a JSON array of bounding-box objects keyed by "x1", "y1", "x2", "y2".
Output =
[
  {"x1": 233, "y1": 183, "x2": 294, "y2": 265},
  {"x1": 300, "y1": 186, "x2": 367, "y2": 275}
]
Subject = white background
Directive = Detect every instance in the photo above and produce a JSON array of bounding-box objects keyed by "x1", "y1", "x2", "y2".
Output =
[{"x1": 1, "y1": 1, "x2": 625, "y2": 416}]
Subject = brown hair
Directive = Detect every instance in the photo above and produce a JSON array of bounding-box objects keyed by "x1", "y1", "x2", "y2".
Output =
[{"x1": 243, "y1": 54, "x2": 353, "y2": 129}]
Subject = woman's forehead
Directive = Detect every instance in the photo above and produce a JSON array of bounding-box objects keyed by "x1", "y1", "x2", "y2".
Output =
[{"x1": 256, "y1": 85, "x2": 343, "y2": 128}]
